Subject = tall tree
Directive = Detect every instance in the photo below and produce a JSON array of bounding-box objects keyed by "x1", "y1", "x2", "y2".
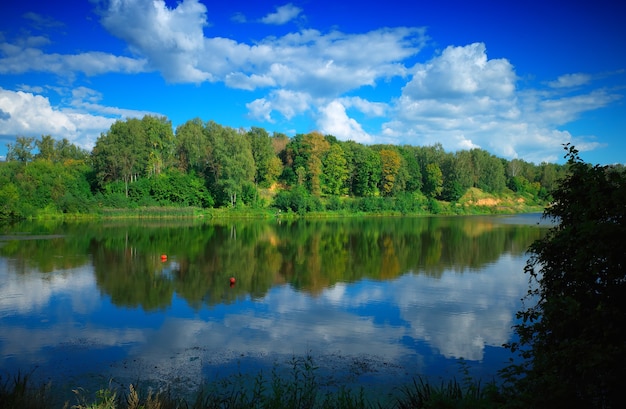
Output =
[
  {"x1": 344, "y1": 143, "x2": 382, "y2": 197},
  {"x1": 142, "y1": 115, "x2": 174, "y2": 176},
  {"x1": 398, "y1": 146, "x2": 422, "y2": 193},
  {"x1": 302, "y1": 132, "x2": 330, "y2": 196},
  {"x1": 6, "y1": 136, "x2": 35, "y2": 162},
  {"x1": 509, "y1": 144, "x2": 626, "y2": 408},
  {"x1": 175, "y1": 118, "x2": 206, "y2": 172},
  {"x1": 204, "y1": 122, "x2": 255, "y2": 207},
  {"x1": 423, "y1": 163, "x2": 443, "y2": 198},
  {"x1": 92, "y1": 117, "x2": 154, "y2": 196},
  {"x1": 379, "y1": 148, "x2": 402, "y2": 196},
  {"x1": 247, "y1": 127, "x2": 276, "y2": 186},
  {"x1": 35, "y1": 135, "x2": 56, "y2": 161},
  {"x1": 322, "y1": 143, "x2": 348, "y2": 195}
]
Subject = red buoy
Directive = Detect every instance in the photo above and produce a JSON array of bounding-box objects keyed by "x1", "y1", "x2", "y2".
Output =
[
  {"x1": 160, "y1": 254, "x2": 167, "y2": 262},
  {"x1": 229, "y1": 277, "x2": 236, "y2": 284}
]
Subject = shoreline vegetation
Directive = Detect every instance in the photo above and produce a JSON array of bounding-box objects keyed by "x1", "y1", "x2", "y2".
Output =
[
  {"x1": 4, "y1": 187, "x2": 546, "y2": 224},
  {"x1": 1, "y1": 355, "x2": 509, "y2": 409}
]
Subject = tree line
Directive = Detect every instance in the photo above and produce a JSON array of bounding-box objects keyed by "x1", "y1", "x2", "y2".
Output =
[{"x1": 0, "y1": 114, "x2": 602, "y2": 220}]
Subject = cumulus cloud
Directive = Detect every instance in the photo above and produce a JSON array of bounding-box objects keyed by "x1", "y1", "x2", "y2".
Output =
[
  {"x1": 260, "y1": 3, "x2": 303, "y2": 25},
  {"x1": 340, "y1": 97, "x2": 388, "y2": 117},
  {"x1": 95, "y1": 0, "x2": 426, "y2": 90},
  {"x1": 97, "y1": 0, "x2": 211, "y2": 83},
  {"x1": 317, "y1": 100, "x2": 374, "y2": 144},
  {"x1": 404, "y1": 43, "x2": 516, "y2": 99},
  {"x1": 247, "y1": 89, "x2": 312, "y2": 122},
  {"x1": 377, "y1": 42, "x2": 621, "y2": 163},
  {"x1": 0, "y1": 87, "x2": 154, "y2": 151}
]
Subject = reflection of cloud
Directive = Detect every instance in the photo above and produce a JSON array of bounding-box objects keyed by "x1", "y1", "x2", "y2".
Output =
[
  {"x1": 0, "y1": 249, "x2": 529, "y2": 389},
  {"x1": 0, "y1": 263, "x2": 96, "y2": 315},
  {"x1": 394, "y1": 254, "x2": 528, "y2": 360}
]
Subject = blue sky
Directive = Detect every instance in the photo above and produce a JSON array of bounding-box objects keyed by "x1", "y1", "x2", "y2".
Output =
[{"x1": 0, "y1": 0, "x2": 624, "y2": 165}]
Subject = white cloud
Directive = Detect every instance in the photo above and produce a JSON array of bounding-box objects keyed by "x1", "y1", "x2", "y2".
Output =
[
  {"x1": 535, "y1": 89, "x2": 620, "y2": 125},
  {"x1": 246, "y1": 98, "x2": 274, "y2": 122},
  {"x1": 340, "y1": 96, "x2": 388, "y2": 117},
  {"x1": 0, "y1": 87, "x2": 154, "y2": 151},
  {"x1": 98, "y1": 0, "x2": 211, "y2": 83},
  {"x1": 548, "y1": 73, "x2": 591, "y2": 88},
  {"x1": 260, "y1": 3, "x2": 302, "y2": 25},
  {"x1": 377, "y1": 42, "x2": 621, "y2": 163},
  {"x1": 247, "y1": 89, "x2": 312, "y2": 122},
  {"x1": 0, "y1": 42, "x2": 147, "y2": 76},
  {"x1": 95, "y1": 0, "x2": 426, "y2": 93},
  {"x1": 317, "y1": 100, "x2": 374, "y2": 144},
  {"x1": 403, "y1": 43, "x2": 515, "y2": 99}
]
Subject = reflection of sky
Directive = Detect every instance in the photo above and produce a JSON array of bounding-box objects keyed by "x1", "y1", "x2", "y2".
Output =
[{"x1": 0, "y1": 250, "x2": 529, "y2": 393}]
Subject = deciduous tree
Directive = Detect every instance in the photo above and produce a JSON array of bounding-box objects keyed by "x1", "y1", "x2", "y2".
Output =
[{"x1": 508, "y1": 144, "x2": 626, "y2": 408}]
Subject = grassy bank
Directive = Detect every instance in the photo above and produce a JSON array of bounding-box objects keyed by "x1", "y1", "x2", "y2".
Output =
[{"x1": 1, "y1": 186, "x2": 545, "y2": 223}]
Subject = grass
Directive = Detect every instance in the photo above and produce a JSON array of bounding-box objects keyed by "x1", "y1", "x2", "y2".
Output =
[
  {"x1": 1, "y1": 357, "x2": 513, "y2": 409},
  {"x1": 0, "y1": 371, "x2": 51, "y2": 409}
]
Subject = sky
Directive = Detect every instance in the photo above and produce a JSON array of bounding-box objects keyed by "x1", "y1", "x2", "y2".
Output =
[{"x1": 0, "y1": 0, "x2": 624, "y2": 165}]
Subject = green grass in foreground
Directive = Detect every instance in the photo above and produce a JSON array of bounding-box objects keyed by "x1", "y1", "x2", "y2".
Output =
[{"x1": 1, "y1": 357, "x2": 512, "y2": 409}]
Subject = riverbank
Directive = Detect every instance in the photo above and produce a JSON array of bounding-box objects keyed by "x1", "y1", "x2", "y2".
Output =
[{"x1": 0, "y1": 186, "x2": 546, "y2": 224}]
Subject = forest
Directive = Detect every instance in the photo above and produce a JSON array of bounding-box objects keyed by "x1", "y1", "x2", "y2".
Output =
[{"x1": 0, "y1": 114, "x2": 596, "y2": 220}]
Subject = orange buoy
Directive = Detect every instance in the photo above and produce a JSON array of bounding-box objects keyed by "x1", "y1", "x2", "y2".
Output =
[{"x1": 160, "y1": 254, "x2": 167, "y2": 262}]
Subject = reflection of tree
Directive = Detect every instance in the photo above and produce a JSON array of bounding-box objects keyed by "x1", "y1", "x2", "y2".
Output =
[
  {"x1": 0, "y1": 220, "x2": 93, "y2": 273},
  {"x1": 2, "y1": 217, "x2": 547, "y2": 310}
]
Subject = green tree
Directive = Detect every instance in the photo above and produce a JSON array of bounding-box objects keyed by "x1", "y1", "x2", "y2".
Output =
[
  {"x1": 35, "y1": 134, "x2": 56, "y2": 161},
  {"x1": 423, "y1": 163, "x2": 443, "y2": 199},
  {"x1": 204, "y1": 123, "x2": 255, "y2": 207},
  {"x1": 440, "y1": 154, "x2": 466, "y2": 201},
  {"x1": 6, "y1": 136, "x2": 35, "y2": 162},
  {"x1": 247, "y1": 127, "x2": 276, "y2": 187},
  {"x1": 508, "y1": 144, "x2": 626, "y2": 408},
  {"x1": 471, "y1": 149, "x2": 506, "y2": 193},
  {"x1": 92, "y1": 118, "x2": 145, "y2": 196},
  {"x1": 175, "y1": 118, "x2": 207, "y2": 172},
  {"x1": 0, "y1": 181, "x2": 20, "y2": 219},
  {"x1": 93, "y1": 115, "x2": 174, "y2": 197},
  {"x1": 142, "y1": 115, "x2": 175, "y2": 176},
  {"x1": 322, "y1": 143, "x2": 348, "y2": 196},
  {"x1": 346, "y1": 142, "x2": 381, "y2": 197},
  {"x1": 398, "y1": 146, "x2": 422, "y2": 193},
  {"x1": 54, "y1": 138, "x2": 90, "y2": 162},
  {"x1": 302, "y1": 132, "x2": 330, "y2": 196}
]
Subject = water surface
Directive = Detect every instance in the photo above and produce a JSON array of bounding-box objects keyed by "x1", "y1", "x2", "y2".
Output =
[{"x1": 0, "y1": 214, "x2": 548, "y2": 399}]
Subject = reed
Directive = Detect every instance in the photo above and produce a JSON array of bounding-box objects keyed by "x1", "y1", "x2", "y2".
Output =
[{"x1": 2, "y1": 358, "x2": 510, "y2": 409}]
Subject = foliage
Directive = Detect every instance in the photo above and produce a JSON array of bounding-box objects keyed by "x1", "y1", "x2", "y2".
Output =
[
  {"x1": 6, "y1": 136, "x2": 35, "y2": 162},
  {"x1": 273, "y1": 185, "x2": 323, "y2": 215},
  {"x1": 1, "y1": 116, "x2": 557, "y2": 220},
  {"x1": 322, "y1": 143, "x2": 349, "y2": 196},
  {"x1": 423, "y1": 163, "x2": 443, "y2": 198},
  {"x1": 506, "y1": 144, "x2": 626, "y2": 408}
]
